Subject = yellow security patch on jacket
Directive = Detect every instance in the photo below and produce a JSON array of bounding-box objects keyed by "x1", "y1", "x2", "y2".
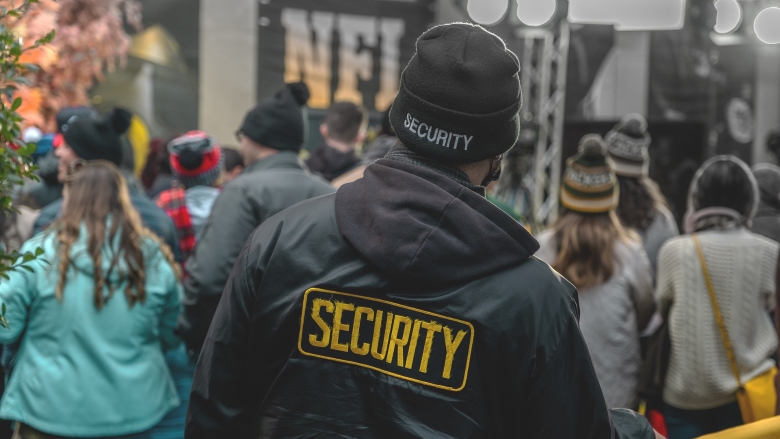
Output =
[{"x1": 298, "y1": 288, "x2": 475, "y2": 392}]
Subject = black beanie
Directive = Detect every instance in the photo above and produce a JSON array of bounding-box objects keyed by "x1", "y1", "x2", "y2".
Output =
[
  {"x1": 389, "y1": 23, "x2": 522, "y2": 164},
  {"x1": 63, "y1": 108, "x2": 132, "y2": 166},
  {"x1": 56, "y1": 106, "x2": 97, "y2": 133},
  {"x1": 239, "y1": 82, "x2": 310, "y2": 152}
]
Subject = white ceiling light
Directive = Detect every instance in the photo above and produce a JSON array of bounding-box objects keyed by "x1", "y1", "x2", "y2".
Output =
[
  {"x1": 714, "y1": 0, "x2": 742, "y2": 34},
  {"x1": 516, "y1": 0, "x2": 556, "y2": 26},
  {"x1": 568, "y1": 0, "x2": 618, "y2": 25},
  {"x1": 467, "y1": 0, "x2": 509, "y2": 26},
  {"x1": 755, "y1": 7, "x2": 780, "y2": 44},
  {"x1": 568, "y1": 0, "x2": 686, "y2": 31}
]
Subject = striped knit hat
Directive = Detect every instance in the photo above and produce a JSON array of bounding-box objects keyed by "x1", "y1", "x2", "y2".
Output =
[
  {"x1": 561, "y1": 134, "x2": 619, "y2": 213},
  {"x1": 168, "y1": 131, "x2": 223, "y2": 189},
  {"x1": 605, "y1": 113, "x2": 651, "y2": 177}
]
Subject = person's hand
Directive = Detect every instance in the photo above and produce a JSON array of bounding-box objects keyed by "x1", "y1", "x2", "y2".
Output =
[{"x1": 655, "y1": 430, "x2": 666, "y2": 439}]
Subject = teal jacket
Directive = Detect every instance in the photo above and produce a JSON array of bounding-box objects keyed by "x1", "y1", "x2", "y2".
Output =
[{"x1": 0, "y1": 227, "x2": 182, "y2": 437}]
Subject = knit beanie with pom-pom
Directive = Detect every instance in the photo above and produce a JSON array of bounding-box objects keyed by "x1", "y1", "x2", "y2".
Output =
[
  {"x1": 561, "y1": 134, "x2": 619, "y2": 213},
  {"x1": 238, "y1": 82, "x2": 310, "y2": 153},
  {"x1": 605, "y1": 113, "x2": 651, "y2": 178},
  {"x1": 63, "y1": 107, "x2": 132, "y2": 166},
  {"x1": 168, "y1": 131, "x2": 224, "y2": 189}
]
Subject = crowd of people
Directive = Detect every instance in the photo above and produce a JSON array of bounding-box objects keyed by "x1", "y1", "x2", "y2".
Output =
[{"x1": 0, "y1": 21, "x2": 777, "y2": 439}]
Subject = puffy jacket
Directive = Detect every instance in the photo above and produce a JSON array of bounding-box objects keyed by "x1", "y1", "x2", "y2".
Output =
[
  {"x1": 187, "y1": 158, "x2": 655, "y2": 438},
  {"x1": 177, "y1": 151, "x2": 334, "y2": 355},
  {"x1": 0, "y1": 227, "x2": 181, "y2": 437}
]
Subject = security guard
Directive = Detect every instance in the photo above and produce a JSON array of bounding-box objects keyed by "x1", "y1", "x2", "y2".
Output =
[{"x1": 187, "y1": 23, "x2": 656, "y2": 438}]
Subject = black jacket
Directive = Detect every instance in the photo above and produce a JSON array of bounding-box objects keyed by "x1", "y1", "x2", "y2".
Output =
[
  {"x1": 305, "y1": 142, "x2": 361, "y2": 181},
  {"x1": 187, "y1": 159, "x2": 654, "y2": 438}
]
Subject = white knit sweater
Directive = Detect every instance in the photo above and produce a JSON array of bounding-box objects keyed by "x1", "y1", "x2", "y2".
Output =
[{"x1": 656, "y1": 228, "x2": 779, "y2": 410}]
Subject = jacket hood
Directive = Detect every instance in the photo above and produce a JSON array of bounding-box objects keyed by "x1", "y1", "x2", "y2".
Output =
[
  {"x1": 185, "y1": 186, "x2": 220, "y2": 220},
  {"x1": 335, "y1": 159, "x2": 539, "y2": 286}
]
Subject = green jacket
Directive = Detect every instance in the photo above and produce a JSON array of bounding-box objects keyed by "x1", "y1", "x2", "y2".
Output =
[
  {"x1": 177, "y1": 151, "x2": 334, "y2": 354},
  {"x1": 0, "y1": 227, "x2": 181, "y2": 436}
]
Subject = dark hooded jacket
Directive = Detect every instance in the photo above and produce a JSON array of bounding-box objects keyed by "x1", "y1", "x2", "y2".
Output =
[
  {"x1": 305, "y1": 142, "x2": 362, "y2": 182},
  {"x1": 187, "y1": 158, "x2": 654, "y2": 439}
]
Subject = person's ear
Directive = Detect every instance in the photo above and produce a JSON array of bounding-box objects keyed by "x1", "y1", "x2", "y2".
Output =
[{"x1": 319, "y1": 124, "x2": 328, "y2": 139}]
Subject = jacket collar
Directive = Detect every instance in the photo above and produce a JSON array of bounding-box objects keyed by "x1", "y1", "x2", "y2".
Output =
[
  {"x1": 384, "y1": 144, "x2": 485, "y2": 195},
  {"x1": 244, "y1": 150, "x2": 303, "y2": 174}
]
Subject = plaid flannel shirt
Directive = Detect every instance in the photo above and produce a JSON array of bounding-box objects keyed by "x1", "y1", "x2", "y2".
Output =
[{"x1": 156, "y1": 183, "x2": 196, "y2": 263}]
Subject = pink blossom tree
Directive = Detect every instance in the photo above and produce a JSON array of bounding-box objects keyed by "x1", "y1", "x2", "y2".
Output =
[{"x1": 3, "y1": 0, "x2": 141, "y2": 130}]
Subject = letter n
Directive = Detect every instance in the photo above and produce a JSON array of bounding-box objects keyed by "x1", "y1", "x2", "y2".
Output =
[{"x1": 281, "y1": 8, "x2": 334, "y2": 108}]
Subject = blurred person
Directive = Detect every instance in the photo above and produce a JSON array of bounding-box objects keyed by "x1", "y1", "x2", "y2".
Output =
[
  {"x1": 0, "y1": 207, "x2": 38, "y2": 254},
  {"x1": 304, "y1": 101, "x2": 368, "y2": 181},
  {"x1": 177, "y1": 83, "x2": 334, "y2": 358},
  {"x1": 656, "y1": 156, "x2": 778, "y2": 438},
  {"x1": 0, "y1": 161, "x2": 182, "y2": 439},
  {"x1": 766, "y1": 131, "x2": 780, "y2": 166},
  {"x1": 152, "y1": 132, "x2": 224, "y2": 439},
  {"x1": 751, "y1": 163, "x2": 780, "y2": 244},
  {"x1": 749, "y1": 164, "x2": 780, "y2": 420},
  {"x1": 156, "y1": 131, "x2": 223, "y2": 263},
  {"x1": 361, "y1": 106, "x2": 396, "y2": 164},
  {"x1": 331, "y1": 107, "x2": 397, "y2": 188},
  {"x1": 31, "y1": 108, "x2": 180, "y2": 262},
  {"x1": 18, "y1": 107, "x2": 96, "y2": 210},
  {"x1": 119, "y1": 136, "x2": 145, "y2": 194},
  {"x1": 536, "y1": 135, "x2": 655, "y2": 410},
  {"x1": 142, "y1": 137, "x2": 176, "y2": 199},
  {"x1": 486, "y1": 180, "x2": 530, "y2": 227},
  {"x1": 17, "y1": 150, "x2": 59, "y2": 210},
  {"x1": 187, "y1": 23, "x2": 657, "y2": 439},
  {"x1": 606, "y1": 114, "x2": 678, "y2": 274},
  {"x1": 221, "y1": 147, "x2": 244, "y2": 184}
]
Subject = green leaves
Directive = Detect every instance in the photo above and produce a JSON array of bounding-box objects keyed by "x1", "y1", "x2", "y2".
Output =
[
  {"x1": 38, "y1": 29, "x2": 55, "y2": 45},
  {"x1": 0, "y1": 0, "x2": 53, "y2": 329}
]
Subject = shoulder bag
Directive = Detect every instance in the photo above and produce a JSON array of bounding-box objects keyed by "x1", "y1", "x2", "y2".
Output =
[{"x1": 693, "y1": 233, "x2": 777, "y2": 424}]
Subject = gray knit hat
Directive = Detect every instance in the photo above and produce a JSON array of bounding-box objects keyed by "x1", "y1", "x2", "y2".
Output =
[{"x1": 605, "y1": 114, "x2": 651, "y2": 177}]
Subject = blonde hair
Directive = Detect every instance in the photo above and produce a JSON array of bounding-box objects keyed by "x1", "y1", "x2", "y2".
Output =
[
  {"x1": 551, "y1": 210, "x2": 638, "y2": 290},
  {"x1": 53, "y1": 161, "x2": 180, "y2": 309}
]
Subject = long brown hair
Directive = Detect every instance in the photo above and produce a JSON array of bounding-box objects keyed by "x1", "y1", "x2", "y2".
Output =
[
  {"x1": 616, "y1": 176, "x2": 671, "y2": 232},
  {"x1": 53, "y1": 161, "x2": 180, "y2": 309},
  {"x1": 551, "y1": 210, "x2": 637, "y2": 289}
]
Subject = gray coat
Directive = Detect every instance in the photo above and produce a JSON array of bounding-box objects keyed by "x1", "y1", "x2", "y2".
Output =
[
  {"x1": 535, "y1": 231, "x2": 655, "y2": 410},
  {"x1": 176, "y1": 151, "x2": 334, "y2": 354}
]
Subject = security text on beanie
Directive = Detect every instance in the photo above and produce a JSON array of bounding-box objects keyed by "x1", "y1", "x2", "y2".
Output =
[{"x1": 404, "y1": 113, "x2": 473, "y2": 150}]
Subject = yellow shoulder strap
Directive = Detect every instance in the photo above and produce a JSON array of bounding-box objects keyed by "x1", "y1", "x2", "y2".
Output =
[{"x1": 692, "y1": 233, "x2": 743, "y2": 388}]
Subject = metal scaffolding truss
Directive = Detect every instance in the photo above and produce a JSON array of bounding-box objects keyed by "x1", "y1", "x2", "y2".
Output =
[{"x1": 496, "y1": 20, "x2": 570, "y2": 229}]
